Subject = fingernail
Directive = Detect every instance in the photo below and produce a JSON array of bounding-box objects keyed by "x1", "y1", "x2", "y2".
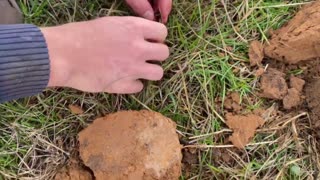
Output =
[{"x1": 143, "y1": 11, "x2": 154, "y2": 20}]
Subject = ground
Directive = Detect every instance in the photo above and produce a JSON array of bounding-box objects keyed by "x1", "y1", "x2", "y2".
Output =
[{"x1": 0, "y1": 0, "x2": 319, "y2": 179}]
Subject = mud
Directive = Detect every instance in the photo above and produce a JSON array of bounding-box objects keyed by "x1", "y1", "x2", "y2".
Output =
[
  {"x1": 225, "y1": 113, "x2": 265, "y2": 149},
  {"x1": 78, "y1": 110, "x2": 182, "y2": 180},
  {"x1": 264, "y1": 1, "x2": 320, "y2": 64},
  {"x1": 259, "y1": 68, "x2": 288, "y2": 99}
]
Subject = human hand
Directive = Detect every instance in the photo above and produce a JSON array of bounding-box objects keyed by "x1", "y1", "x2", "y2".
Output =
[
  {"x1": 42, "y1": 16, "x2": 169, "y2": 94},
  {"x1": 126, "y1": 0, "x2": 172, "y2": 23}
]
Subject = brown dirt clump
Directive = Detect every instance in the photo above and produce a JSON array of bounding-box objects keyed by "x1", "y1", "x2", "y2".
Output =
[
  {"x1": 78, "y1": 110, "x2": 182, "y2": 180},
  {"x1": 54, "y1": 161, "x2": 93, "y2": 180},
  {"x1": 305, "y1": 79, "x2": 320, "y2": 131},
  {"x1": 290, "y1": 76, "x2": 305, "y2": 93},
  {"x1": 259, "y1": 68, "x2": 288, "y2": 99},
  {"x1": 223, "y1": 92, "x2": 242, "y2": 112},
  {"x1": 283, "y1": 88, "x2": 301, "y2": 110},
  {"x1": 264, "y1": 1, "x2": 320, "y2": 64},
  {"x1": 225, "y1": 113, "x2": 265, "y2": 148},
  {"x1": 249, "y1": 40, "x2": 264, "y2": 66}
]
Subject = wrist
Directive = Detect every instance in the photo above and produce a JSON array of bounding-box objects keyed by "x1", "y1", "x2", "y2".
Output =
[{"x1": 41, "y1": 27, "x2": 70, "y2": 88}]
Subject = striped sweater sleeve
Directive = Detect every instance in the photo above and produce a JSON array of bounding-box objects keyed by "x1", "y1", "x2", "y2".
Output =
[{"x1": 0, "y1": 24, "x2": 49, "y2": 103}]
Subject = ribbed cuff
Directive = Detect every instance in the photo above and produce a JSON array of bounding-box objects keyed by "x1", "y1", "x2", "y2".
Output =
[{"x1": 0, "y1": 24, "x2": 49, "y2": 103}]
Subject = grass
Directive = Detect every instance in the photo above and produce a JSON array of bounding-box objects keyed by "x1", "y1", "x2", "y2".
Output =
[{"x1": 0, "y1": 0, "x2": 319, "y2": 179}]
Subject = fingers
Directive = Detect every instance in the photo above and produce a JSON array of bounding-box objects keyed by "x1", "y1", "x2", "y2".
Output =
[
  {"x1": 107, "y1": 79, "x2": 144, "y2": 94},
  {"x1": 138, "y1": 64, "x2": 164, "y2": 81},
  {"x1": 135, "y1": 19, "x2": 168, "y2": 42},
  {"x1": 126, "y1": 0, "x2": 154, "y2": 20},
  {"x1": 140, "y1": 42, "x2": 170, "y2": 61},
  {"x1": 158, "y1": 0, "x2": 172, "y2": 23}
]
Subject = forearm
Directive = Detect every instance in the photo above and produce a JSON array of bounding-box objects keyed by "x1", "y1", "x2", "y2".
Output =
[{"x1": 0, "y1": 24, "x2": 49, "y2": 103}]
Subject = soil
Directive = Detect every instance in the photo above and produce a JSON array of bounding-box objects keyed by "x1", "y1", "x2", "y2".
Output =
[
  {"x1": 290, "y1": 76, "x2": 305, "y2": 93},
  {"x1": 305, "y1": 79, "x2": 320, "y2": 131},
  {"x1": 259, "y1": 68, "x2": 288, "y2": 100},
  {"x1": 264, "y1": 0, "x2": 320, "y2": 64},
  {"x1": 225, "y1": 113, "x2": 265, "y2": 149},
  {"x1": 54, "y1": 160, "x2": 93, "y2": 180},
  {"x1": 78, "y1": 110, "x2": 182, "y2": 180},
  {"x1": 249, "y1": 0, "x2": 320, "y2": 149},
  {"x1": 223, "y1": 92, "x2": 242, "y2": 113},
  {"x1": 283, "y1": 88, "x2": 301, "y2": 110},
  {"x1": 249, "y1": 40, "x2": 264, "y2": 66}
]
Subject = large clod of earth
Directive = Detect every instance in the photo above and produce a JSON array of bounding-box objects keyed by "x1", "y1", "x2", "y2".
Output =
[
  {"x1": 264, "y1": 0, "x2": 320, "y2": 64},
  {"x1": 78, "y1": 110, "x2": 182, "y2": 180}
]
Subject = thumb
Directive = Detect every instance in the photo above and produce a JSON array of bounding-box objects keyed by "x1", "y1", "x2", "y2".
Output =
[{"x1": 126, "y1": 0, "x2": 155, "y2": 20}]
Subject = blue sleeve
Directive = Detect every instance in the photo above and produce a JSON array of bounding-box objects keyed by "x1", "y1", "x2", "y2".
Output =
[{"x1": 0, "y1": 24, "x2": 50, "y2": 103}]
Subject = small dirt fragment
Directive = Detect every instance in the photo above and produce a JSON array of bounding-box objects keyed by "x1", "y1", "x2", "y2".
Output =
[
  {"x1": 212, "y1": 148, "x2": 235, "y2": 165},
  {"x1": 264, "y1": 1, "x2": 320, "y2": 64},
  {"x1": 54, "y1": 162, "x2": 92, "y2": 180},
  {"x1": 253, "y1": 108, "x2": 266, "y2": 116},
  {"x1": 69, "y1": 105, "x2": 84, "y2": 115},
  {"x1": 224, "y1": 98, "x2": 233, "y2": 110},
  {"x1": 255, "y1": 67, "x2": 265, "y2": 77},
  {"x1": 290, "y1": 76, "x2": 305, "y2": 93},
  {"x1": 225, "y1": 113, "x2": 265, "y2": 149},
  {"x1": 182, "y1": 149, "x2": 198, "y2": 165},
  {"x1": 259, "y1": 68, "x2": 288, "y2": 99},
  {"x1": 231, "y1": 103, "x2": 242, "y2": 112},
  {"x1": 78, "y1": 110, "x2": 182, "y2": 180},
  {"x1": 224, "y1": 92, "x2": 243, "y2": 112},
  {"x1": 249, "y1": 40, "x2": 264, "y2": 66},
  {"x1": 231, "y1": 92, "x2": 241, "y2": 104},
  {"x1": 283, "y1": 88, "x2": 301, "y2": 110}
]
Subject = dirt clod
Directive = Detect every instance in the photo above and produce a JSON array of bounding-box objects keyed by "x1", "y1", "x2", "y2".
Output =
[
  {"x1": 290, "y1": 76, "x2": 305, "y2": 93},
  {"x1": 224, "y1": 92, "x2": 242, "y2": 112},
  {"x1": 305, "y1": 79, "x2": 320, "y2": 129},
  {"x1": 264, "y1": 1, "x2": 320, "y2": 64},
  {"x1": 54, "y1": 162, "x2": 92, "y2": 180},
  {"x1": 69, "y1": 105, "x2": 84, "y2": 115},
  {"x1": 182, "y1": 149, "x2": 198, "y2": 165},
  {"x1": 283, "y1": 88, "x2": 301, "y2": 110},
  {"x1": 78, "y1": 110, "x2": 182, "y2": 180},
  {"x1": 255, "y1": 67, "x2": 265, "y2": 77},
  {"x1": 225, "y1": 113, "x2": 265, "y2": 148},
  {"x1": 249, "y1": 40, "x2": 264, "y2": 66},
  {"x1": 231, "y1": 92, "x2": 241, "y2": 104},
  {"x1": 259, "y1": 68, "x2": 288, "y2": 99}
]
